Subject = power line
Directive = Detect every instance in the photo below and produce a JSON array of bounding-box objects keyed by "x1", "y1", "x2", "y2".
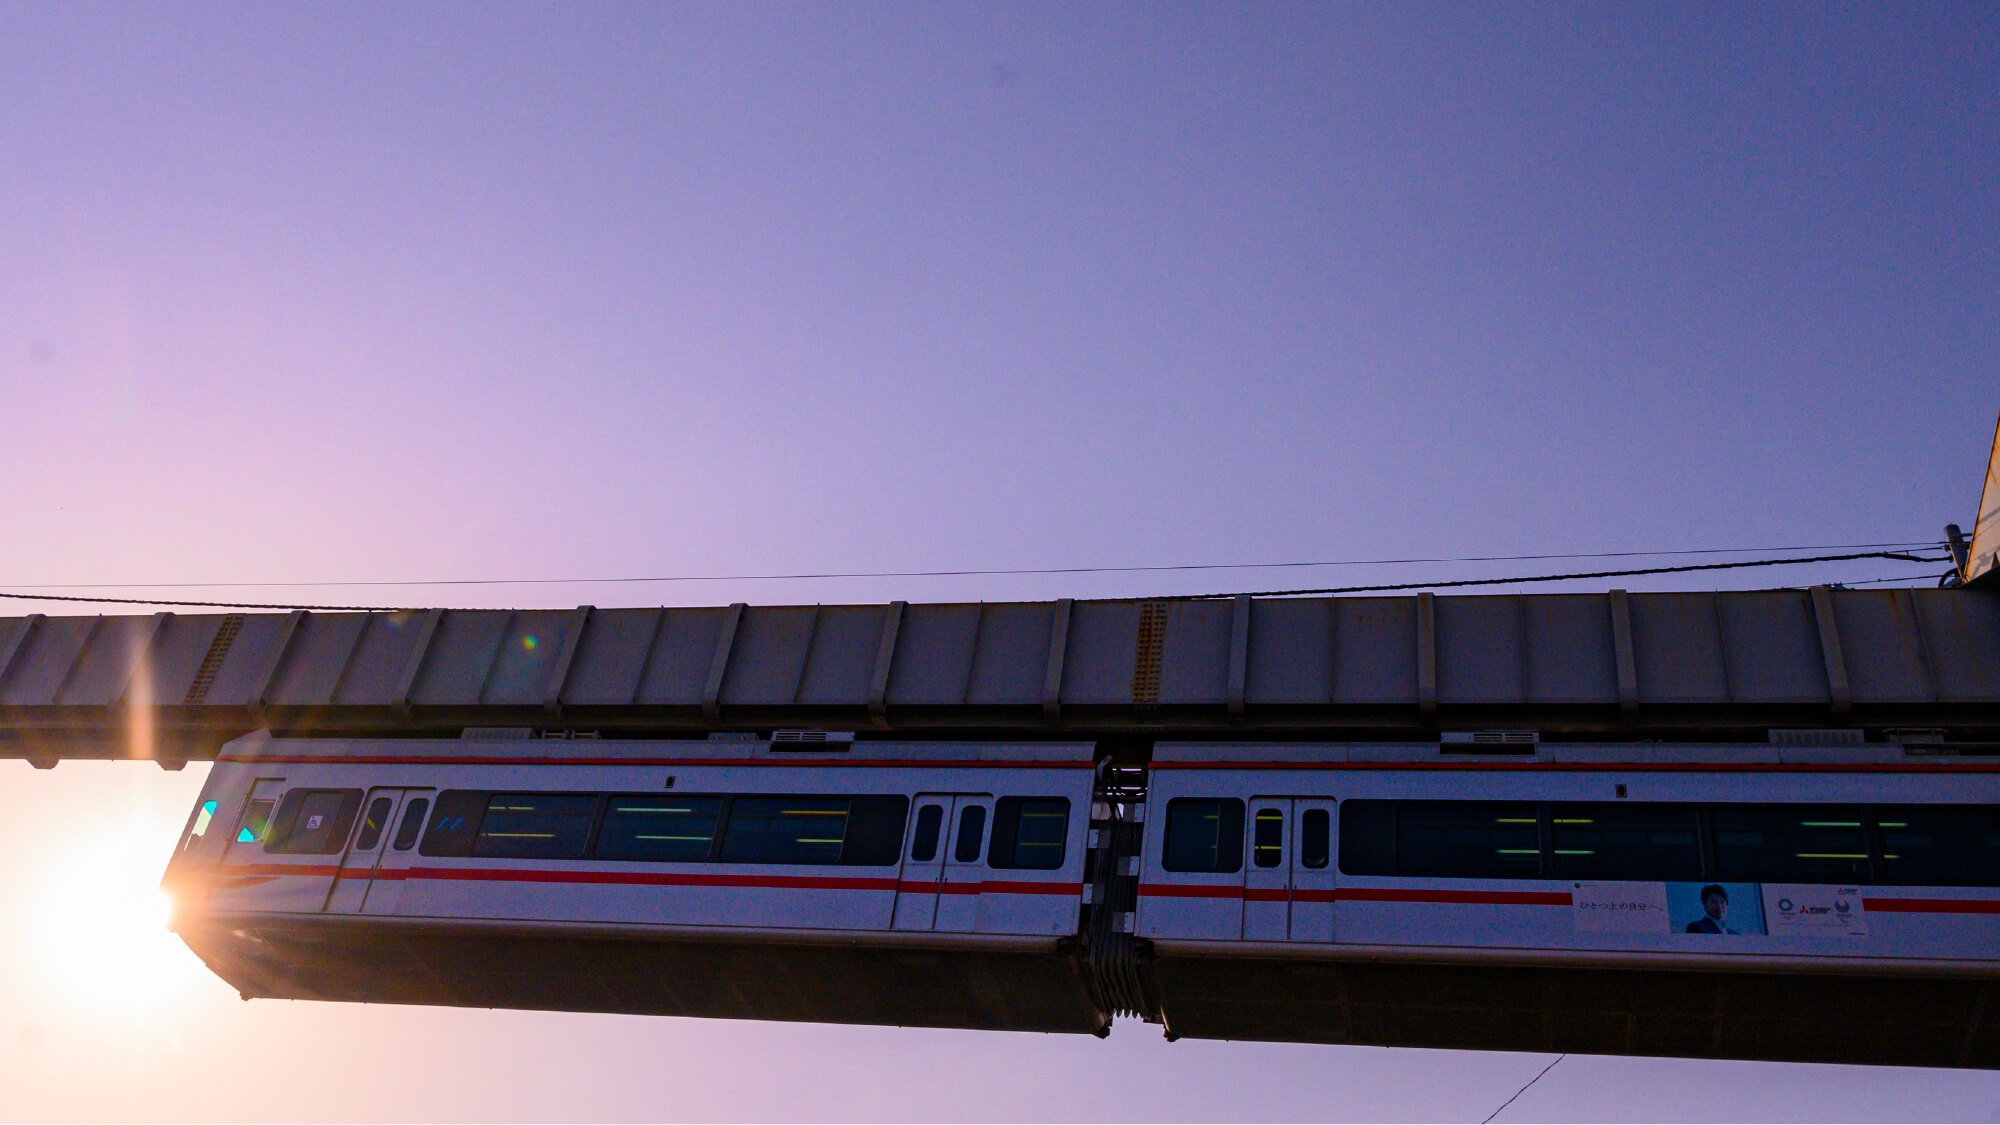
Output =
[
  {"x1": 0, "y1": 591, "x2": 417, "y2": 611},
  {"x1": 0, "y1": 541, "x2": 1941, "y2": 591},
  {"x1": 1482, "y1": 1054, "x2": 1565, "y2": 1124},
  {"x1": 1216, "y1": 550, "x2": 1946, "y2": 599},
  {"x1": 0, "y1": 550, "x2": 1950, "y2": 612},
  {"x1": 1842, "y1": 572, "x2": 1959, "y2": 587}
]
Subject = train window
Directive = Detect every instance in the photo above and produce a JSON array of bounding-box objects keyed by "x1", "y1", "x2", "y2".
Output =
[
  {"x1": 1396, "y1": 802, "x2": 1542, "y2": 878},
  {"x1": 180, "y1": 800, "x2": 218, "y2": 853},
  {"x1": 990, "y1": 798, "x2": 1070, "y2": 870},
  {"x1": 722, "y1": 797, "x2": 850, "y2": 864},
  {"x1": 1300, "y1": 809, "x2": 1330, "y2": 869},
  {"x1": 419, "y1": 791, "x2": 488, "y2": 857},
  {"x1": 840, "y1": 796, "x2": 911, "y2": 866},
  {"x1": 910, "y1": 804, "x2": 944, "y2": 862},
  {"x1": 954, "y1": 805, "x2": 988, "y2": 863},
  {"x1": 1712, "y1": 805, "x2": 1870, "y2": 884},
  {"x1": 1874, "y1": 806, "x2": 2000, "y2": 887},
  {"x1": 392, "y1": 798, "x2": 430, "y2": 851},
  {"x1": 237, "y1": 799, "x2": 276, "y2": 844},
  {"x1": 1338, "y1": 800, "x2": 1396, "y2": 875},
  {"x1": 596, "y1": 796, "x2": 723, "y2": 862},
  {"x1": 474, "y1": 794, "x2": 600, "y2": 860},
  {"x1": 1335, "y1": 799, "x2": 2000, "y2": 885},
  {"x1": 1549, "y1": 803, "x2": 1701, "y2": 881},
  {"x1": 1163, "y1": 799, "x2": 1244, "y2": 873},
  {"x1": 354, "y1": 797, "x2": 395, "y2": 851},
  {"x1": 717, "y1": 796, "x2": 906, "y2": 866},
  {"x1": 178, "y1": 800, "x2": 222, "y2": 855},
  {"x1": 266, "y1": 789, "x2": 363, "y2": 854},
  {"x1": 1253, "y1": 808, "x2": 1285, "y2": 868}
]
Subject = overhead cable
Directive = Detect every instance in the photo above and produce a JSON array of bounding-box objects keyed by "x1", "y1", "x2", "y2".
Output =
[
  {"x1": 0, "y1": 541, "x2": 1941, "y2": 591},
  {"x1": 1482, "y1": 1054, "x2": 1565, "y2": 1124},
  {"x1": 0, "y1": 591, "x2": 416, "y2": 611},
  {"x1": 0, "y1": 550, "x2": 1951, "y2": 613},
  {"x1": 1212, "y1": 550, "x2": 1947, "y2": 599}
]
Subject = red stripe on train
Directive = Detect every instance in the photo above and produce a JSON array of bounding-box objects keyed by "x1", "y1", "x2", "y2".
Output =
[
  {"x1": 404, "y1": 868, "x2": 902, "y2": 891},
  {"x1": 1861, "y1": 897, "x2": 2000, "y2": 914},
  {"x1": 1142, "y1": 887, "x2": 2000, "y2": 913},
  {"x1": 217, "y1": 755, "x2": 1095, "y2": 768},
  {"x1": 1136, "y1": 884, "x2": 1246, "y2": 899},
  {"x1": 1138, "y1": 885, "x2": 1573, "y2": 906},
  {"x1": 1337, "y1": 887, "x2": 1573, "y2": 906},
  {"x1": 1150, "y1": 761, "x2": 2000, "y2": 773},
  {"x1": 211, "y1": 863, "x2": 1079, "y2": 895},
  {"x1": 898, "y1": 880, "x2": 1085, "y2": 896}
]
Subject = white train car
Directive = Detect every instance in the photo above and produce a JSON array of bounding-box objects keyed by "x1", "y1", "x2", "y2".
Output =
[
  {"x1": 163, "y1": 732, "x2": 1107, "y2": 1035},
  {"x1": 1133, "y1": 742, "x2": 2000, "y2": 1067},
  {"x1": 160, "y1": 731, "x2": 2000, "y2": 1066}
]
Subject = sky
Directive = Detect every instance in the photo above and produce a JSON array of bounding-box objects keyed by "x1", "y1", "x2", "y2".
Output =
[{"x1": 2, "y1": 2, "x2": 1998, "y2": 1121}]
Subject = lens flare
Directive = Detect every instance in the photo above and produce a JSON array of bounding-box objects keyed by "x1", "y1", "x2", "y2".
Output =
[{"x1": 22, "y1": 821, "x2": 212, "y2": 1019}]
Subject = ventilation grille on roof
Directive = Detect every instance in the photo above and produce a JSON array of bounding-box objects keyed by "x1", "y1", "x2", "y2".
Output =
[
  {"x1": 1768, "y1": 728, "x2": 1868, "y2": 747},
  {"x1": 462, "y1": 727, "x2": 535, "y2": 741},
  {"x1": 770, "y1": 730, "x2": 854, "y2": 751},
  {"x1": 1441, "y1": 730, "x2": 1539, "y2": 753}
]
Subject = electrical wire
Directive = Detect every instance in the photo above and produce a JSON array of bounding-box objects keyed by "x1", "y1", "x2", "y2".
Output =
[
  {"x1": 0, "y1": 591, "x2": 417, "y2": 611},
  {"x1": 1482, "y1": 1054, "x2": 1565, "y2": 1124},
  {"x1": 1209, "y1": 550, "x2": 1946, "y2": 599},
  {"x1": 0, "y1": 541, "x2": 1941, "y2": 591},
  {"x1": 0, "y1": 550, "x2": 1951, "y2": 612},
  {"x1": 1842, "y1": 573, "x2": 1959, "y2": 587}
]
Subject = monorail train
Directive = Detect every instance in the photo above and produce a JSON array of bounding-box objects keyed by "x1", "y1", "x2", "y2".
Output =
[{"x1": 163, "y1": 732, "x2": 2000, "y2": 1068}]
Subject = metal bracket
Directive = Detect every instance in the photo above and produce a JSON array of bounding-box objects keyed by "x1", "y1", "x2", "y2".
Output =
[
  {"x1": 702, "y1": 603, "x2": 745, "y2": 721},
  {"x1": 1415, "y1": 592, "x2": 1437, "y2": 717},
  {"x1": 116, "y1": 611, "x2": 173, "y2": 706},
  {"x1": 791, "y1": 605, "x2": 823, "y2": 704},
  {"x1": 1043, "y1": 599, "x2": 1073, "y2": 724},
  {"x1": 0, "y1": 614, "x2": 44, "y2": 691},
  {"x1": 52, "y1": 616, "x2": 106, "y2": 705},
  {"x1": 1227, "y1": 594, "x2": 1251, "y2": 719},
  {"x1": 250, "y1": 609, "x2": 307, "y2": 719},
  {"x1": 1810, "y1": 586, "x2": 1852, "y2": 718},
  {"x1": 1609, "y1": 590, "x2": 1639, "y2": 716},
  {"x1": 868, "y1": 601, "x2": 905, "y2": 726},
  {"x1": 542, "y1": 606, "x2": 593, "y2": 716},
  {"x1": 391, "y1": 609, "x2": 444, "y2": 721}
]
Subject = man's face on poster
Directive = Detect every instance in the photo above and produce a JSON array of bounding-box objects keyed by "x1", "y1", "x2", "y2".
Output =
[{"x1": 1703, "y1": 890, "x2": 1728, "y2": 923}]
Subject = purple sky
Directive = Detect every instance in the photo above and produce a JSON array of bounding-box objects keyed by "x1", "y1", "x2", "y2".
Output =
[{"x1": 3, "y1": 4, "x2": 1998, "y2": 1120}]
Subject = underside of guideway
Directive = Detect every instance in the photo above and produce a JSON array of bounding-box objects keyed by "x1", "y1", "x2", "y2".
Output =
[{"x1": 0, "y1": 586, "x2": 1996, "y2": 764}]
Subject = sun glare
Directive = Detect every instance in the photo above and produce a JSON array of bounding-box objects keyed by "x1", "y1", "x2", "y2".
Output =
[{"x1": 24, "y1": 821, "x2": 213, "y2": 1019}]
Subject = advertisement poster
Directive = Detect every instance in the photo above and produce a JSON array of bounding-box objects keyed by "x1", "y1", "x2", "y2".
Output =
[
  {"x1": 1571, "y1": 882, "x2": 1670, "y2": 932},
  {"x1": 1666, "y1": 882, "x2": 1767, "y2": 935},
  {"x1": 1763, "y1": 884, "x2": 1868, "y2": 937}
]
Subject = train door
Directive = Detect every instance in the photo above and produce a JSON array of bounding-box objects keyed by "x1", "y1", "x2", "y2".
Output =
[
  {"x1": 1244, "y1": 798, "x2": 1291, "y2": 940},
  {"x1": 323, "y1": 788, "x2": 427, "y2": 913},
  {"x1": 893, "y1": 794, "x2": 953, "y2": 930},
  {"x1": 1243, "y1": 797, "x2": 1338, "y2": 942},
  {"x1": 1290, "y1": 798, "x2": 1336, "y2": 943},
  {"x1": 935, "y1": 795, "x2": 995, "y2": 932},
  {"x1": 360, "y1": 790, "x2": 433, "y2": 915}
]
